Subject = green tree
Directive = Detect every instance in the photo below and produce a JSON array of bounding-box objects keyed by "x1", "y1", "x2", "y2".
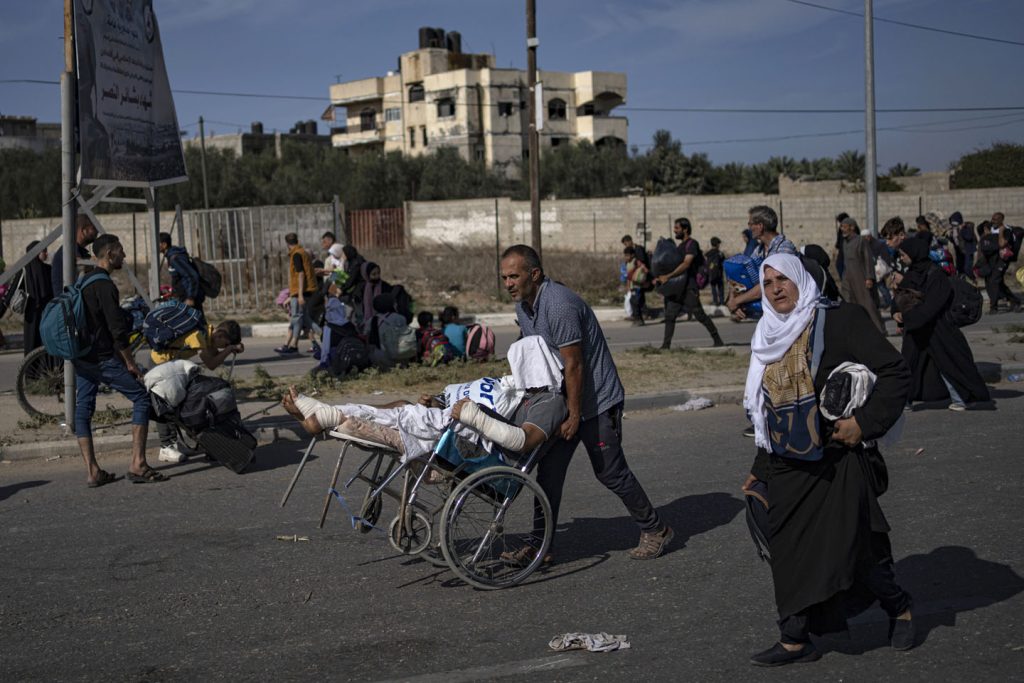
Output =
[
  {"x1": 835, "y1": 149, "x2": 866, "y2": 182},
  {"x1": 951, "y1": 142, "x2": 1024, "y2": 188},
  {"x1": 887, "y1": 162, "x2": 920, "y2": 177}
]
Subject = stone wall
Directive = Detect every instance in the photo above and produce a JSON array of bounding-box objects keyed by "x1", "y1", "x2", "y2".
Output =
[{"x1": 406, "y1": 186, "x2": 1024, "y2": 256}]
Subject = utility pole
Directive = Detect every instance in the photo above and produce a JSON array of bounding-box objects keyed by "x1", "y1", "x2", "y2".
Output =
[
  {"x1": 864, "y1": 0, "x2": 878, "y2": 237},
  {"x1": 198, "y1": 115, "x2": 210, "y2": 210},
  {"x1": 526, "y1": 0, "x2": 541, "y2": 256},
  {"x1": 61, "y1": 0, "x2": 76, "y2": 428}
]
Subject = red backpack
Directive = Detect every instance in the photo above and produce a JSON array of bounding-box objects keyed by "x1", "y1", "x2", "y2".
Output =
[
  {"x1": 420, "y1": 328, "x2": 456, "y2": 366},
  {"x1": 465, "y1": 323, "x2": 495, "y2": 361}
]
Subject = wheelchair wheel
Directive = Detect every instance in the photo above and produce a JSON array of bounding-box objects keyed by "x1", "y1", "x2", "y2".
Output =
[
  {"x1": 357, "y1": 489, "x2": 383, "y2": 534},
  {"x1": 388, "y1": 511, "x2": 431, "y2": 555},
  {"x1": 16, "y1": 346, "x2": 65, "y2": 420},
  {"x1": 439, "y1": 466, "x2": 552, "y2": 590}
]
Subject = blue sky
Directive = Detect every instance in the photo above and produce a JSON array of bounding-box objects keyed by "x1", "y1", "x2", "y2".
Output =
[{"x1": 1, "y1": 0, "x2": 1021, "y2": 172}]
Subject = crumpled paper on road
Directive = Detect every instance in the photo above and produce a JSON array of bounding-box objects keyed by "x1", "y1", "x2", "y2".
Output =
[
  {"x1": 548, "y1": 632, "x2": 631, "y2": 653},
  {"x1": 671, "y1": 397, "x2": 714, "y2": 412}
]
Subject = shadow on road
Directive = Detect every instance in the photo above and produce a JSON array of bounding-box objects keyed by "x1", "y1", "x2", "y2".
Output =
[
  {"x1": 828, "y1": 545, "x2": 1024, "y2": 654},
  {"x1": 552, "y1": 491, "x2": 745, "y2": 564},
  {"x1": 0, "y1": 479, "x2": 49, "y2": 502}
]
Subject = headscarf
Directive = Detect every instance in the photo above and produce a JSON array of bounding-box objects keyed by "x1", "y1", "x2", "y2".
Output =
[
  {"x1": 507, "y1": 335, "x2": 564, "y2": 392},
  {"x1": 743, "y1": 253, "x2": 821, "y2": 450},
  {"x1": 361, "y1": 261, "x2": 382, "y2": 324},
  {"x1": 898, "y1": 236, "x2": 933, "y2": 290}
]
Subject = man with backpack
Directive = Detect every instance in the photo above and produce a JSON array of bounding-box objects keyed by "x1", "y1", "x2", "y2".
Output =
[
  {"x1": 652, "y1": 217, "x2": 724, "y2": 349},
  {"x1": 980, "y1": 213, "x2": 1022, "y2": 313},
  {"x1": 148, "y1": 315, "x2": 245, "y2": 463},
  {"x1": 158, "y1": 232, "x2": 204, "y2": 313},
  {"x1": 66, "y1": 234, "x2": 165, "y2": 486}
]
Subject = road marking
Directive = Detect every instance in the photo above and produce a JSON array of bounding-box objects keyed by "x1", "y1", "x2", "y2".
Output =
[{"x1": 373, "y1": 653, "x2": 588, "y2": 683}]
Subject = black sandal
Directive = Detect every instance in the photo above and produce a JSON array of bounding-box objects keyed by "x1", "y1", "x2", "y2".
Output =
[
  {"x1": 87, "y1": 470, "x2": 119, "y2": 488},
  {"x1": 127, "y1": 466, "x2": 169, "y2": 484}
]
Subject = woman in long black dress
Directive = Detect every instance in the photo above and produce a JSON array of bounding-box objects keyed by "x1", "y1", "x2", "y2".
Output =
[
  {"x1": 22, "y1": 241, "x2": 54, "y2": 355},
  {"x1": 895, "y1": 237, "x2": 990, "y2": 410},
  {"x1": 742, "y1": 253, "x2": 915, "y2": 666}
]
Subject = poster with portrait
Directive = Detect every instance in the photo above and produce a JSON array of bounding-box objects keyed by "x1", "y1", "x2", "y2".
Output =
[{"x1": 74, "y1": 0, "x2": 187, "y2": 186}]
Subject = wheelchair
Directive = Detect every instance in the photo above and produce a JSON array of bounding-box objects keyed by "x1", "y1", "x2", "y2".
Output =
[{"x1": 285, "y1": 424, "x2": 553, "y2": 590}]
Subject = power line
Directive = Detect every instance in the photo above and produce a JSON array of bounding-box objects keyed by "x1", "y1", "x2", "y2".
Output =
[
  {"x1": 781, "y1": 0, "x2": 1024, "y2": 47},
  {"x1": 3, "y1": 79, "x2": 1024, "y2": 115}
]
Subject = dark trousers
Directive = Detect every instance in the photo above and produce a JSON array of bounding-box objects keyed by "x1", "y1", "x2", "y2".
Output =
[
  {"x1": 710, "y1": 280, "x2": 725, "y2": 306},
  {"x1": 662, "y1": 285, "x2": 721, "y2": 347},
  {"x1": 986, "y1": 268, "x2": 1020, "y2": 309},
  {"x1": 629, "y1": 288, "x2": 646, "y2": 320},
  {"x1": 779, "y1": 561, "x2": 912, "y2": 644},
  {"x1": 534, "y1": 403, "x2": 662, "y2": 546}
]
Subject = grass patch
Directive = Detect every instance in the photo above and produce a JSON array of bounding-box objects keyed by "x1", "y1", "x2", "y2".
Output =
[
  {"x1": 17, "y1": 413, "x2": 59, "y2": 431},
  {"x1": 233, "y1": 348, "x2": 748, "y2": 403}
]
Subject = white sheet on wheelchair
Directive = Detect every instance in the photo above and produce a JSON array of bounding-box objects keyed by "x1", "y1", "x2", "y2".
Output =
[{"x1": 336, "y1": 402, "x2": 489, "y2": 462}]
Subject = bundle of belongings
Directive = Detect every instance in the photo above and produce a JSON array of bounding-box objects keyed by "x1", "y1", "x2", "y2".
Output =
[
  {"x1": 743, "y1": 362, "x2": 903, "y2": 563},
  {"x1": 144, "y1": 360, "x2": 256, "y2": 473}
]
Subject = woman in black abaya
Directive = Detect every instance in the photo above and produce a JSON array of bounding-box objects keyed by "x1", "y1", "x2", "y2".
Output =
[
  {"x1": 895, "y1": 238, "x2": 989, "y2": 409},
  {"x1": 741, "y1": 254, "x2": 915, "y2": 667},
  {"x1": 22, "y1": 241, "x2": 53, "y2": 355}
]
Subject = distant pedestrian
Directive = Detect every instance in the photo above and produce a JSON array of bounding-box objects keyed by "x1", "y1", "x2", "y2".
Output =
[
  {"x1": 741, "y1": 228, "x2": 757, "y2": 257},
  {"x1": 623, "y1": 245, "x2": 650, "y2": 325},
  {"x1": 894, "y1": 238, "x2": 990, "y2": 411},
  {"x1": 727, "y1": 206, "x2": 797, "y2": 320},
  {"x1": 621, "y1": 234, "x2": 650, "y2": 270},
  {"x1": 74, "y1": 234, "x2": 164, "y2": 486},
  {"x1": 158, "y1": 232, "x2": 203, "y2": 313},
  {"x1": 706, "y1": 236, "x2": 726, "y2": 306},
  {"x1": 979, "y1": 212, "x2": 1022, "y2": 313},
  {"x1": 838, "y1": 217, "x2": 886, "y2": 334},
  {"x1": 832, "y1": 212, "x2": 849, "y2": 278},
  {"x1": 22, "y1": 241, "x2": 53, "y2": 355},
  {"x1": 501, "y1": 244, "x2": 674, "y2": 562},
  {"x1": 275, "y1": 232, "x2": 317, "y2": 354},
  {"x1": 51, "y1": 214, "x2": 98, "y2": 294},
  {"x1": 653, "y1": 218, "x2": 724, "y2": 348}
]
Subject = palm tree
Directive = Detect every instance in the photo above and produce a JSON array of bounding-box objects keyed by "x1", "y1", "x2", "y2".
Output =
[
  {"x1": 888, "y1": 162, "x2": 920, "y2": 177},
  {"x1": 835, "y1": 150, "x2": 866, "y2": 182}
]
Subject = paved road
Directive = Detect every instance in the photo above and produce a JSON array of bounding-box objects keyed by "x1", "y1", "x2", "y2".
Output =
[
  {"x1": 3, "y1": 309, "x2": 1023, "y2": 395},
  {"x1": 1, "y1": 393, "x2": 1022, "y2": 680}
]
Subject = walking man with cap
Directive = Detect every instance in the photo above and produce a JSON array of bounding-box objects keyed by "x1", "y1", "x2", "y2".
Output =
[{"x1": 500, "y1": 245, "x2": 673, "y2": 562}]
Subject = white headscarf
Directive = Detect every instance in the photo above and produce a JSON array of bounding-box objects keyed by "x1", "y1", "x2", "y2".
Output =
[
  {"x1": 743, "y1": 253, "x2": 822, "y2": 449},
  {"x1": 507, "y1": 335, "x2": 564, "y2": 392}
]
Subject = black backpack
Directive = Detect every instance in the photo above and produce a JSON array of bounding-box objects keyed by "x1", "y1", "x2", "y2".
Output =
[
  {"x1": 979, "y1": 232, "x2": 1000, "y2": 257},
  {"x1": 945, "y1": 274, "x2": 983, "y2": 328},
  {"x1": 192, "y1": 258, "x2": 222, "y2": 298},
  {"x1": 331, "y1": 334, "x2": 371, "y2": 377},
  {"x1": 1009, "y1": 226, "x2": 1024, "y2": 262}
]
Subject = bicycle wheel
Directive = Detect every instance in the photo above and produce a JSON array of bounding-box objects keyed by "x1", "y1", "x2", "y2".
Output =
[
  {"x1": 17, "y1": 346, "x2": 66, "y2": 420},
  {"x1": 439, "y1": 466, "x2": 552, "y2": 590}
]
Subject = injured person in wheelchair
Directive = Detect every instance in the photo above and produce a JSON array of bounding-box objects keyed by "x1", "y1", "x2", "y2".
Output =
[{"x1": 281, "y1": 336, "x2": 566, "y2": 461}]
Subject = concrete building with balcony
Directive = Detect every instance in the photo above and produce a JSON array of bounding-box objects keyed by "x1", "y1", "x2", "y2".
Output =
[{"x1": 325, "y1": 27, "x2": 627, "y2": 175}]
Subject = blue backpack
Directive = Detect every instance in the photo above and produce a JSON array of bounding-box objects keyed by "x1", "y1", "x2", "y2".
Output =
[
  {"x1": 40, "y1": 271, "x2": 111, "y2": 360},
  {"x1": 143, "y1": 300, "x2": 205, "y2": 351}
]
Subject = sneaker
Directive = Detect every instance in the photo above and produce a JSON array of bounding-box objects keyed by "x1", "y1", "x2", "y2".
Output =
[
  {"x1": 743, "y1": 425, "x2": 756, "y2": 438},
  {"x1": 750, "y1": 642, "x2": 821, "y2": 667},
  {"x1": 500, "y1": 545, "x2": 553, "y2": 568},
  {"x1": 274, "y1": 345, "x2": 298, "y2": 354},
  {"x1": 948, "y1": 402, "x2": 967, "y2": 412},
  {"x1": 629, "y1": 525, "x2": 674, "y2": 560},
  {"x1": 158, "y1": 445, "x2": 186, "y2": 463}
]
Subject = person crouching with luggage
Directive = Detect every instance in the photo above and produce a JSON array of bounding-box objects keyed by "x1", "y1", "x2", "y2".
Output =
[
  {"x1": 150, "y1": 319, "x2": 244, "y2": 463},
  {"x1": 73, "y1": 235, "x2": 164, "y2": 486}
]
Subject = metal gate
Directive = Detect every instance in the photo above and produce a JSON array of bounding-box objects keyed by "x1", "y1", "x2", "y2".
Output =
[{"x1": 347, "y1": 208, "x2": 404, "y2": 250}]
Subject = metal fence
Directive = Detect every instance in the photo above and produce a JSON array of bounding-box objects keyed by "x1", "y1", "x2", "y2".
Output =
[{"x1": 178, "y1": 202, "x2": 405, "y2": 313}]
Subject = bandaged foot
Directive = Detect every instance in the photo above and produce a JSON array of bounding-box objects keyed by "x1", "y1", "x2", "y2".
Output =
[{"x1": 292, "y1": 391, "x2": 345, "y2": 434}]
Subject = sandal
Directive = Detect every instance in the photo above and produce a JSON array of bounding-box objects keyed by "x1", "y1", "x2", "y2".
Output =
[
  {"x1": 87, "y1": 470, "x2": 119, "y2": 488},
  {"x1": 127, "y1": 466, "x2": 169, "y2": 484}
]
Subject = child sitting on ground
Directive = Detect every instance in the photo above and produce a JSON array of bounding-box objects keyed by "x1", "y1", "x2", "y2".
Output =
[{"x1": 440, "y1": 306, "x2": 468, "y2": 358}]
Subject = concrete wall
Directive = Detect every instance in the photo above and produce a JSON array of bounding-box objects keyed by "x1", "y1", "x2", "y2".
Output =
[{"x1": 406, "y1": 186, "x2": 1024, "y2": 256}]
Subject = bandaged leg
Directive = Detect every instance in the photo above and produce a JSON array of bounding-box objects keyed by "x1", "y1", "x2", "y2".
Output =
[
  {"x1": 458, "y1": 402, "x2": 526, "y2": 453},
  {"x1": 336, "y1": 417, "x2": 405, "y2": 453},
  {"x1": 294, "y1": 393, "x2": 345, "y2": 433}
]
